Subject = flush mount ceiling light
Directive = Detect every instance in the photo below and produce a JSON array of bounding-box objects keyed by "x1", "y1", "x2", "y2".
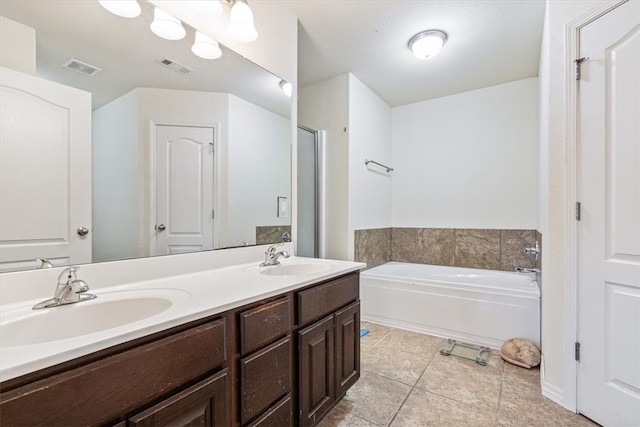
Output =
[
  {"x1": 192, "y1": 31, "x2": 223, "y2": 60},
  {"x1": 150, "y1": 7, "x2": 186, "y2": 40},
  {"x1": 226, "y1": 0, "x2": 258, "y2": 43},
  {"x1": 187, "y1": 0, "x2": 223, "y2": 16},
  {"x1": 279, "y1": 80, "x2": 292, "y2": 97},
  {"x1": 97, "y1": 0, "x2": 140, "y2": 18},
  {"x1": 408, "y1": 30, "x2": 447, "y2": 59}
]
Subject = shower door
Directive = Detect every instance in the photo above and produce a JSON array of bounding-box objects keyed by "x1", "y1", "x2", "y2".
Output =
[{"x1": 297, "y1": 125, "x2": 321, "y2": 258}]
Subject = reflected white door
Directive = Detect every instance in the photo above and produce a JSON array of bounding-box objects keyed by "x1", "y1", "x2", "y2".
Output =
[
  {"x1": 0, "y1": 66, "x2": 91, "y2": 271},
  {"x1": 297, "y1": 125, "x2": 320, "y2": 258},
  {"x1": 154, "y1": 125, "x2": 214, "y2": 255},
  {"x1": 577, "y1": 2, "x2": 640, "y2": 425}
]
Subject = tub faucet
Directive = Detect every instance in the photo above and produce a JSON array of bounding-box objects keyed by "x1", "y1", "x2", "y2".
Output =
[
  {"x1": 260, "y1": 243, "x2": 290, "y2": 267},
  {"x1": 524, "y1": 241, "x2": 540, "y2": 261},
  {"x1": 516, "y1": 267, "x2": 540, "y2": 274},
  {"x1": 32, "y1": 266, "x2": 97, "y2": 310}
]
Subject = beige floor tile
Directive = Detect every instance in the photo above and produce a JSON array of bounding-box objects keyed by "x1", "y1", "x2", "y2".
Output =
[
  {"x1": 375, "y1": 327, "x2": 445, "y2": 357},
  {"x1": 339, "y1": 370, "x2": 412, "y2": 426},
  {"x1": 502, "y1": 360, "x2": 541, "y2": 386},
  {"x1": 362, "y1": 345, "x2": 431, "y2": 386},
  {"x1": 416, "y1": 352, "x2": 503, "y2": 411},
  {"x1": 390, "y1": 386, "x2": 498, "y2": 427},
  {"x1": 317, "y1": 400, "x2": 381, "y2": 427},
  {"x1": 360, "y1": 321, "x2": 393, "y2": 352}
]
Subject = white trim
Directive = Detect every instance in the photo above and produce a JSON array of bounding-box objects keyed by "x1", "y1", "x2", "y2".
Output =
[
  {"x1": 541, "y1": 356, "x2": 565, "y2": 407},
  {"x1": 564, "y1": 0, "x2": 628, "y2": 414}
]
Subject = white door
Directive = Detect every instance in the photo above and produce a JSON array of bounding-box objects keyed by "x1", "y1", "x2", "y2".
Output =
[
  {"x1": 0, "y1": 66, "x2": 91, "y2": 271},
  {"x1": 154, "y1": 125, "x2": 214, "y2": 255},
  {"x1": 577, "y1": 2, "x2": 640, "y2": 426}
]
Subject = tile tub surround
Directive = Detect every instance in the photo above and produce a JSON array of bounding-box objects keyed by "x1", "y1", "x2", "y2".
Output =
[
  {"x1": 318, "y1": 322, "x2": 598, "y2": 427},
  {"x1": 355, "y1": 228, "x2": 539, "y2": 272},
  {"x1": 255, "y1": 225, "x2": 292, "y2": 245}
]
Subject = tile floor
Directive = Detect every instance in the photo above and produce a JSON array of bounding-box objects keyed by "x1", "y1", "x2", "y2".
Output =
[{"x1": 319, "y1": 322, "x2": 599, "y2": 427}]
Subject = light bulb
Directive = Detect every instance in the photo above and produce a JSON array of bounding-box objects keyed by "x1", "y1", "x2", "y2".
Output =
[
  {"x1": 98, "y1": 0, "x2": 141, "y2": 18},
  {"x1": 279, "y1": 81, "x2": 292, "y2": 97},
  {"x1": 409, "y1": 30, "x2": 447, "y2": 59},
  {"x1": 192, "y1": 31, "x2": 222, "y2": 60},
  {"x1": 150, "y1": 7, "x2": 186, "y2": 41},
  {"x1": 226, "y1": 0, "x2": 258, "y2": 43}
]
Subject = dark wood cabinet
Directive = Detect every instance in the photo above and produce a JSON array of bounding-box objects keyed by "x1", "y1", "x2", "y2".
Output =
[
  {"x1": 0, "y1": 271, "x2": 360, "y2": 427},
  {"x1": 297, "y1": 275, "x2": 361, "y2": 427},
  {"x1": 128, "y1": 369, "x2": 229, "y2": 427}
]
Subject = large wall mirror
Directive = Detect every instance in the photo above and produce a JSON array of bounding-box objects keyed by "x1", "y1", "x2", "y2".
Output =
[{"x1": 0, "y1": 0, "x2": 292, "y2": 272}]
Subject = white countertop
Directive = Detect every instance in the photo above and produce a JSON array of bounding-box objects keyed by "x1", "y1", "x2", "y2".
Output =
[{"x1": 0, "y1": 256, "x2": 364, "y2": 383}]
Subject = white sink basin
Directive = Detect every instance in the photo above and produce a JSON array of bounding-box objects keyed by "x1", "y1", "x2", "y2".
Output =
[
  {"x1": 1, "y1": 290, "x2": 186, "y2": 347},
  {"x1": 260, "y1": 263, "x2": 331, "y2": 276}
]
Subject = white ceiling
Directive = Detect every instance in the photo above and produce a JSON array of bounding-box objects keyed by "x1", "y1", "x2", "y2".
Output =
[{"x1": 281, "y1": 0, "x2": 546, "y2": 107}]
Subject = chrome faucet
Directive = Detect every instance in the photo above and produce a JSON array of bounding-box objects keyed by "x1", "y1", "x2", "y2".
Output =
[
  {"x1": 524, "y1": 241, "x2": 540, "y2": 261},
  {"x1": 515, "y1": 267, "x2": 540, "y2": 274},
  {"x1": 260, "y1": 243, "x2": 290, "y2": 267},
  {"x1": 33, "y1": 266, "x2": 97, "y2": 310}
]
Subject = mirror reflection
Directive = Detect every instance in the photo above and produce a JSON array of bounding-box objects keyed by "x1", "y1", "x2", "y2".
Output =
[{"x1": 0, "y1": 0, "x2": 292, "y2": 272}]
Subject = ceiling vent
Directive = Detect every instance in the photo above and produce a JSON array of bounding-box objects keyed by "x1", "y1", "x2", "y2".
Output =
[
  {"x1": 157, "y1": 58, "x2": 194, "y2": 75},
  {"x1": 62, "y1": 58, "x2": 102, "y2": 76}
]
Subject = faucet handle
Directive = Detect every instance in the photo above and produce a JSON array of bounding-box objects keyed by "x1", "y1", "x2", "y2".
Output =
[{"x1": 57, "y1": 266, "x2": 79, "y2": 284}]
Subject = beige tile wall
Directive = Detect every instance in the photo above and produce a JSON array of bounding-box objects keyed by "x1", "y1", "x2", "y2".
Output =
[
  {"x1": 355, "y1": 227, "x2": 539, "y2": 272},
  {"x1": 255, "y1": 225, "x2": 292, "y2": 245}
]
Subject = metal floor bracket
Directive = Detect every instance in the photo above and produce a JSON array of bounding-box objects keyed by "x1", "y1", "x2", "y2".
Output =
[{"x1": 439, "y1": 339, "x2": 490, "y2": 366}]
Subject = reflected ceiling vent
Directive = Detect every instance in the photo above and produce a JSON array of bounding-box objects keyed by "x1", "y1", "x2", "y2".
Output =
[
  {"x1": 157, "y1": 58, "x2": 194, "y2": 75},
  {"x1": 62, "y1": 58, "x2": 102, "y2": 76}
]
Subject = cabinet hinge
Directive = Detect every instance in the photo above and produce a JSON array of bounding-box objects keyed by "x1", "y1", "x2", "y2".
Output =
[
  {"x1": 575, "y1": 202, "x2": 581, "y2": 221},
  {"x1": 575, "y1": 342, "x2": 581, "y2": 361},
  {"x1": 575, "y1": 57, "x2": 589, "y2": 81}
]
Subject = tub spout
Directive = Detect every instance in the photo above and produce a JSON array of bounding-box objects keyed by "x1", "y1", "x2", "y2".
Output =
[{"x1": 516, "y1": 267, "x2": 540, "y2": 273}]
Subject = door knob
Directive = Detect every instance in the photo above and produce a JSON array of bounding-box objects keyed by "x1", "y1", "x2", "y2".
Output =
[
  {"x1": 77, "y1": 227, "x2": 89, "y2": 236},
  {"x1": 156, "y1": 224, "x2": 166, "y2": 232}
]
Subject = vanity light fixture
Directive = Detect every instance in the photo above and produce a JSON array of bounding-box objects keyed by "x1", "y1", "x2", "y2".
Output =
[
  {"x1": 408, "y1": 30, "x2": 447, "y2": 59},
  {"x1": 97, "y1": 0, "x2": 141, "y2": 18},
  {"x1": 279, "y1": 80, "x2": 292, "y2": 97},
  {"x1": 150, "y1": 7, "x2": 186, "y2": 40},
  {"x1": 226, "y1": 0, "x2": 258, "y2": 43},
  {"x1": 192, "y1": 31, "x2": 223, "y2": 60},
  {"x1": 187, "y1": 0, "x2": 223, "y2": 16}
]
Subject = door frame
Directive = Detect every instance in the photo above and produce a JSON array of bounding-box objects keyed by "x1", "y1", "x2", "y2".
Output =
[
  {"x1": 148, "y1": 120, "x2": 220, "y2": 256},
  {"x1": 564, "y1": 0, "x2": 627, "y2": 412}
]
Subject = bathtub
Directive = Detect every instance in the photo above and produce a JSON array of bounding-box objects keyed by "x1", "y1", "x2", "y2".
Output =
[{"x1": 360, "y1": 262, "x2": 540, "y2": 349}]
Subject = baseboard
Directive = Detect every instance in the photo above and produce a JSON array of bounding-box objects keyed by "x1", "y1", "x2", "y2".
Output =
[{"x1": 540, "y1": 356, "x2": 565, "y2": 407}]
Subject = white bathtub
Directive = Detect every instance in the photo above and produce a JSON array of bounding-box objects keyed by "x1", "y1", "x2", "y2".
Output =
[{"x1": 360, "y1": 262, "x2": 540, "y2": 349}]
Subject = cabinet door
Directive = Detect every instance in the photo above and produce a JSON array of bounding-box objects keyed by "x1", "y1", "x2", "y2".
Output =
[
  {"x1": 298, "y1": 315, "x2": 335, "y2": 427},
  {"x1": 128, "y1": 370, "x2": 229, "y2": 427},
  {"x1": 335, "y1": 301, "x2": 360, "y2": 398}
]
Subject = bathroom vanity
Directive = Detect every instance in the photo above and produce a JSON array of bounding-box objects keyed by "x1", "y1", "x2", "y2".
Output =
[{"x1": 0, "y1": 254, "x2": 362, "y2": 427}]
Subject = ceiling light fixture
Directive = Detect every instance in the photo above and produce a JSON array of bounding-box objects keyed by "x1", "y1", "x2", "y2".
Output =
[
  {"x1": 408, "y1": 30, "x2": 447, "y2": 59},
  {"x1": 187, "y1": 0, "x2": 223, "y2": 16},
  {"x1": 150, "y1": 7, "x2": 186, "y2": 40},
  {"x1": 97, "y1": 0, "x2": 141, "y2": 18},
  {"x1": 279, "y1": 80, "x2": 292, "y2": 97},
  {"x1": 226, "y1": 0, "x2": 258, "y2": 43},
  {"x1": 192, "y1": 31, "x2": 223, "y2": 60}
]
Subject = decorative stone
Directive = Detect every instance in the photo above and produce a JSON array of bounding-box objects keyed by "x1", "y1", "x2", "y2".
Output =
[{"x1": 500, "y1": 338, "x2": 541, "y2": 369}]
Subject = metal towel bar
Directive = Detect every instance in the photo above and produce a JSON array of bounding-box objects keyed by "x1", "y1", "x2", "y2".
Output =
[{"x1": 364, "y1": 159, "x2": 394, "y2": 172}]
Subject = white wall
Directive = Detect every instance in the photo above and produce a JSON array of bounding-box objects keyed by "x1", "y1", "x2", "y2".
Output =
[
  {"x1": 0, "y1": 17, "x2": 35, "y2": 75},
  {"x1": 92, "y1": 90, "x2": 140, "y2": 262},
  {"x1": 298, "y1": 74, "x2": 350, "y2": 260},
  {"x1": 348, "y1": 74, "x2": 393, "y2": 259},
  {"x1": 227, "y1": 94, "x2": 291, "y2": 247},
  {"x1": 392, "y1": 78, "x2": 539, "y2": 229},
  {"x1": 538, "y1": 0, "x2": 615, "y2": 401}
]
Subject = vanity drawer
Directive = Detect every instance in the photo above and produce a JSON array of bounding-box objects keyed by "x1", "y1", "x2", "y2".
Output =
[
  {"x1": 240, "y1": 336, "x2": 292, "y2": 424},
  {"x1": 298, "y1": 273, "x2": 359, "y2": 326},
  {"x1": 240, "y1": 296, "x2": 291, "y2": 355},
  {"x1": 0, "y1": 319, "x2": 227, "y2": 426},
  {"x1": 247, "y1": 395, "x2": 292, "y2": 427}
]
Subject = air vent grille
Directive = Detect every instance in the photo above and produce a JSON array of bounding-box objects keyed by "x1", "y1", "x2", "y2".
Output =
[
  {"x1": 62, "y1": 58, "x2": 102, "y2": 76},
  {"x1": 157, "y1": 58, "x2": 194, "y2": 75}
]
